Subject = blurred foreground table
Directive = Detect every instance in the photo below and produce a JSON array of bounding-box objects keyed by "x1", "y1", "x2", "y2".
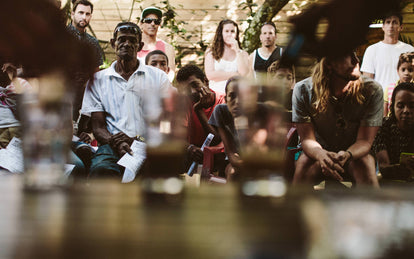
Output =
[{"x1": 1, "y1": 174, "x2": 414, "y2": 259}]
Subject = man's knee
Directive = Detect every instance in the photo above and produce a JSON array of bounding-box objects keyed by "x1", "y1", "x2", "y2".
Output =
[
  {"x1": 349, "y1": 154, "x2": 378, "y2": 186},
  {"x1": 293, "y1": 153, "x2": 321, "y2": 183},
  {"x1": 89, "y1": 144, "x2": 122, "y2": 178},
  {"x1": 349, "y1": 154, "x2": 375, "y2": 171}
]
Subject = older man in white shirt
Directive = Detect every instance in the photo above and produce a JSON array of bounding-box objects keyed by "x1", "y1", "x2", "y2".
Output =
[{"x1": 82, "y1": 22, "x2": 170, "y2": 178}]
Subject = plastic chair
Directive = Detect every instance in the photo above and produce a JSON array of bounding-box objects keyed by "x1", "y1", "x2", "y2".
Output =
[{"x1": 201, "y1": 144, "x2": 227, "y2": 184}]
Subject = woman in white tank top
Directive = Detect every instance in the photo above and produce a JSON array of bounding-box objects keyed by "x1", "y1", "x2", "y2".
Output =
[{"x1": 204, "y1": 19, "x2": 249, "y2": 94}]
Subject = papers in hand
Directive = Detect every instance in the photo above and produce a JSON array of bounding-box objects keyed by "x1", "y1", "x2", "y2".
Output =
[
  {"x1": 117, "y1": 140, "x2": 147, "y2": 183},
  {"x1": 0, "y1": 137, "x2": 24, "y2": 173}
]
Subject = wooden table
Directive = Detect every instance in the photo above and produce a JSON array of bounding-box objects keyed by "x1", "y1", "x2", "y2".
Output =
[{"x1": 1, "y1": 174, "x2": 414, "y2": 259}]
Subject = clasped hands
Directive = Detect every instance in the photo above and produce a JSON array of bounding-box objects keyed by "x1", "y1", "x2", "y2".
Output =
[
  {"x1": 317, "y1": 150, "x2": 352, "y2": 182},
  {"x1": 109, "y1": 132, "x2": 134, "y2": 157}
]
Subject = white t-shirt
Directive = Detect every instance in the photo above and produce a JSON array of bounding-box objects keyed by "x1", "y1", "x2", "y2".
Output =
[
  {"x1": 360, "y1": 41, "x2": 414, "y2": 90},
  {"x1": 81, "y1": 60, "x2": 171, "y2": 138}
]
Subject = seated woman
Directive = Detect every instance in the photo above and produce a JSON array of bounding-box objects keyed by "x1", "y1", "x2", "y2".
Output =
[
  {"x1": 208, "y1": 77, "x2": 242, "y2": 180},
  {"x1": 372, "y1": 82, "x2": 414, "y2": 181},
  {"x1": 204, "y1": 19, "x2": 249, "y2": 94}
]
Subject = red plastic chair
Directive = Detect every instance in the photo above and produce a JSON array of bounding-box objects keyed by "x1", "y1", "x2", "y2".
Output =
[{"x1": 201, "y1": 144, "x2": 227, "y2": 184}]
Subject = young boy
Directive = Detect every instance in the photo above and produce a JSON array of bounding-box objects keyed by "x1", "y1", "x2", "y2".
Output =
[
  {"x1": 383, "y1": 52, "x2": 413, "y2": 116},
  {"x1": 145, "y1": 50, "x2": 170, "y2": 75},
  {"x1": 267, "y1": 60, "x2": 295, "y2": 111}
]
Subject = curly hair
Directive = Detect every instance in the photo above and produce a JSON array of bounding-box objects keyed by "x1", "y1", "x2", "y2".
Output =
[
  {"x1": 210, "y1": 19, "x2": 241, "y2": 61},
  {"x1": 311, "y1": 54, "x2": 365, "y2": 113},
  {"x1": 176, "y1": 64, "x2": 207, "y2": 83}
]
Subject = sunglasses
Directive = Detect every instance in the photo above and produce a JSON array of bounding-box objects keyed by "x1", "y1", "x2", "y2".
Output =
[
  {"x1": 115, "y1": 25, "x2": 140, "y2": 35},
  {"x1": 142, "y1": 18, "x2": 161, "y2": 25}
]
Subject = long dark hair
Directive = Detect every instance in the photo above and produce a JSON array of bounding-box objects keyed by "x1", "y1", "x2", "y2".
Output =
[
  {"x1": 211, "y1": 19, "x2": 241, "y2": 61},
  {"x1": 389, "y1": 82, "x2": 414, "y2": 123}
]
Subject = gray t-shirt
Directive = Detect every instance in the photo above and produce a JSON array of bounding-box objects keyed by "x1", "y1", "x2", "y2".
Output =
[
  {"x1": 208, "y1": 104, "x2": 240, "y2": 153},
  {"x1": 0, "y1": 106, "x2": 19, "y2": 129},
  {"x1": 292, "y1": 76, "x2": 383, "y2": 152}
]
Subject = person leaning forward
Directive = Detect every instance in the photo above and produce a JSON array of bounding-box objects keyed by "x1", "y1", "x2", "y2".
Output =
[
  {"x1": 292, "y1": 52, "x2": 383, "y2": 188},
  {"x1": 81, "y1": 22, "x2": 171, "y2": 178}
]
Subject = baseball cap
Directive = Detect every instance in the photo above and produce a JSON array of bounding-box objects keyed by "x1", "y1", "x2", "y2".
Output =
[{"x1": 141, "y1": 7, "x2": 162, "y2": 21}]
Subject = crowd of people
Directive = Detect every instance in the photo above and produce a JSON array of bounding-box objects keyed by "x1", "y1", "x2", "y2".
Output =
[{"x1": 0, "y1": 0, "x2": 413, "y2": 188}]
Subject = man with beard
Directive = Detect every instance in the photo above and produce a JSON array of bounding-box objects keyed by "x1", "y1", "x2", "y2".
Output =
[
  {"x1": 292, "y1": 52, "x2": 383, "y2": 187},
  {"x1": 67, "y1": 0, "x2": 103, "y2": 141},
  {"x1": 248, "y1": 22, "x2": 283, "y2": 77},
  {"x1": 68, "y1": 0, "x2": 102, "y2": 71},
  {"x1": 81, "y1": 22, "x2": 170, "y2": 178}
]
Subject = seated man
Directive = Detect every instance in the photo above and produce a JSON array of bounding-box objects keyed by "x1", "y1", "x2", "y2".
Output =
[
  {"x1": 175, "y1": 65, "x2": 225, "y2": 171},
  {"x1": 81, "y1": 22, "x2": 170, "y2": 178},
  {"x1": 292, "y1": 52, "x2": 383, "y2": 187},
  {"x1": 0, "y1": 68, "x2": 21, "y2": 148},
  {"x1": 145, "y1": 50, "x2": 170, "y2": 75}
]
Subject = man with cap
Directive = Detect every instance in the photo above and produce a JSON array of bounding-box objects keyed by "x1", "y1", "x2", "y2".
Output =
[
  {"x1": 138, "y1": 6, "x2": 176, "y2": 79},
  {"x1": 81, "y1": 22, "x2": 171, "y2": 178}
]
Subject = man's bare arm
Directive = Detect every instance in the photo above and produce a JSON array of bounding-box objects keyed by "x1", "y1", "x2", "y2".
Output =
[
  {"x1": 346, "y1": 126, "x2": 379, "y2": 160},
  {"x1": 362, "y1": 72, "x2": 374, "y2": 79},
  {"x1": 91, "y1": 112, "x2": 112, "y2": 145},
  {"x1": 165, "y1": 43, "x2": 176, "y2": 73}
]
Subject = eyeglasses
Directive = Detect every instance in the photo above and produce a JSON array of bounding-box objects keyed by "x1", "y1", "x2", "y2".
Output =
[
  {"x1": 115, "y1": 25, "x2": 140, "y2": 35},
  {"x1": 142, "y1": 18, "x2": 161, "y2": 25}
]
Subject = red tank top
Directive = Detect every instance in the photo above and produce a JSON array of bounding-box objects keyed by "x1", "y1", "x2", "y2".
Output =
[{"x1": 137, "y1": 40, "x2": 166, "y2": 58}]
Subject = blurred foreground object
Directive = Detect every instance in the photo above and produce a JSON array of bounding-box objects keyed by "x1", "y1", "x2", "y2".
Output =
[
  {"x1": 0, "y1": 0, "x2": 95, "y2": 79},
  {"x1": 0, "y1": 0, "x2": 96, "y2": 189},
  {"x1": 281, "y1": 0, "x2": 402, "y2": 64},
  {"x1": 141, "y1": 89, "x2": 188, "y2": 202},
  {"x1": 21, "y1": 72, "x2": 72, "y2": 190},
  {"x1": 237, "y1": 77, "x2": 289, "y2": 197}
]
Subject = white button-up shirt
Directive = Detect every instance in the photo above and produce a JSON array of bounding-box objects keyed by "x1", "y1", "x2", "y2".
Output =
[{"x1": 81, "y1": 60, "x2": 171, "y2": 137}]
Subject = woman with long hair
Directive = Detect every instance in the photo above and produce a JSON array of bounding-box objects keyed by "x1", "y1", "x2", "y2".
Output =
[
  {"x1": 372, "y1": 82, "x2": 414, "y2": 181},
  {"x1": 204, "y1": 19, "x2": 249, "y2": 94}
]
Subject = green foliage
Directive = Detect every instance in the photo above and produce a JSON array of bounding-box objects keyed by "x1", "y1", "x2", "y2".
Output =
[
  {"x1": 144, "y1": 0, "x2": 209, "y2": 68},
  {"x1": 241, "y1": 0, "x2": 290, "y2": 53},
  {"x1": 99, "y1": 59, "x2": 112, "y2": 70}
]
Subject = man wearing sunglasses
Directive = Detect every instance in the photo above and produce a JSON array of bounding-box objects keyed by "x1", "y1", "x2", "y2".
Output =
[
  {"x1": 81, "y1": 22, "x2": 171, "y2": 178},
  {"x1": 138, "y1": 7, "x2": 176, "y2": 80},
  {"x1": 292, "y1": 52, "x2": 383, "y2": 188}
]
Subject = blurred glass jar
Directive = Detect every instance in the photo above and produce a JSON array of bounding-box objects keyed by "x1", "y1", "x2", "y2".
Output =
[
  {"x1": 237, "y1": 77, "x2": 290, "y2": 196},
  {"x1": 140, "y1": 88, "x2": 188, "y2": 201},
  {"x1": 20, "y1": 71, "x2": 72, "y2": 190}
]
